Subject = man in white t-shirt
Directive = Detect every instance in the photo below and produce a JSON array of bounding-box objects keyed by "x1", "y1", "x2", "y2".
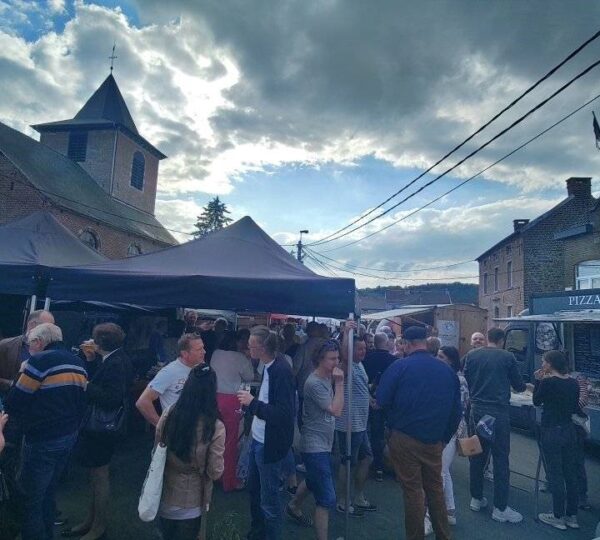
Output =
[{"x1": 135, "y1": 334, "x2": 205, "y2": 426}]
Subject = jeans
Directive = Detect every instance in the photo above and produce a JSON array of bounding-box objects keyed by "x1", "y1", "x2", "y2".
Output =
[
  {"x1": 389, "y1": 431, "x2": 450, "y2": 540},
  {"x1": 469, "y1": 409, "x2": 511, "y2": 510},
  {"x1": 441, "y1": 435, "x2": 457, "y2": 512},
  {"x1": 541, "y1": 424, "x2": 579, "y2": 518},
  {"x1": 19, "y1": 431, "x2": 78, "y2": 540},
  {"x1": 368, "y1": 408, "x2": 386, "y2": 471},
  {"x1": 574, "y1": 425, "x2": 588, "y2": 499},
  {"x1": 248, "y1": 439, "x2": 285, "y2": 540},
  {"x1": 301, "y1": 452, "x2": 336, "y2": 509},
  {"x1": 159, "y1": 516, "x2": 201, "y2": 540}
]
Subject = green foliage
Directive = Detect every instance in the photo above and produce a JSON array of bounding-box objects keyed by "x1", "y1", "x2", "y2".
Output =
[
  {"x1": 193, "y1": 196, "x2": 233, "y2": 238},
  {"x1": 209, "y1": 511, "x2": 242, "y2": 540}
]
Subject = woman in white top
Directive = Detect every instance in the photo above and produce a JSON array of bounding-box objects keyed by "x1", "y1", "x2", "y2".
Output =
[{"x1": 211, "y1": 331, "x2": 254, "y2": 491}]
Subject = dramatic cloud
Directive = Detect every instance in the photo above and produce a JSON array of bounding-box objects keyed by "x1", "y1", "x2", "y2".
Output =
[{"x1": 1, "y1": 1, "x2": 599, "y2": 286}]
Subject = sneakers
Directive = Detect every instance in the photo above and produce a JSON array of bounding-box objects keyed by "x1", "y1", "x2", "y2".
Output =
[
  {"x1": 336, "y1": 504, "x2": 364, "y2": 517},
  {"x1": 447, "y1": 513, "x2": 457, "y2": 526},
  {"x1": 375, "y1": 469, "x2": 384, "y2": 482},
  {"x1": 470, "y1": 497, "x2": 488, "y2": 512},
  {"x1": 354, "y1": 500, "x2": 377, "y2": 512},
  {"x1": 564, "y1": 515, "x2": 580, "y2": 529},
  {"x1": 492, "y1": 506, "x2": 523, "y2": 523},
  {"x1": 538, "y1": 513, "x2": 567, "y2": 530}
]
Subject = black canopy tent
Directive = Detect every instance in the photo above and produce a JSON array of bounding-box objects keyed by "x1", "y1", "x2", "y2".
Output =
[
  {"x1": 47, "y1": 216, "x2": 356, "y2": 318},
  {"x1": 0, "y1": 211, "x2": 107, "y2": 296}
]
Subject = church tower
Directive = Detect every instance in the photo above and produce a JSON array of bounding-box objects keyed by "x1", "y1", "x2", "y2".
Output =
[{"x1": 32, "y1": 74, "x2": 166, "y2": 215}]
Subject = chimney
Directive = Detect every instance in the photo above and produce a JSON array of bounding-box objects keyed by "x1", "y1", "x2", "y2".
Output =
[
  {"x1": 513, "y1": 219, "x2": 530, "y2": 232},
  {"x1": 566, "y1": 177, "x2": 592, "y2": 198}
]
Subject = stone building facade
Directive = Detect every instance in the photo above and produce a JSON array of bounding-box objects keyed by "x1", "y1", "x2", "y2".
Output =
[
  {"x1": 478, "y1": 177, "x2": 596, "y2": 326},
  {"x1": 0, "y1": 73, "x2": 175, "y2": 259}
]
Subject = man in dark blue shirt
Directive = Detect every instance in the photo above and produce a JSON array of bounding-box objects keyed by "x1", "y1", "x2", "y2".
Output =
[
  {"x1": 363, "y1": 332, "x2": 395, "y2": 481},
  {"x1": 377, "y1": 326, "x2": 461, "y2": 540}
]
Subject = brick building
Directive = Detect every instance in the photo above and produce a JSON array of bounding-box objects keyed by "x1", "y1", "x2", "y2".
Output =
[
  {"x1": 0, "y1": 73, "x2": 176, "y2": 258},
  {"x1": 477, "y1": 177, "x2": 596, "y2": 326}
]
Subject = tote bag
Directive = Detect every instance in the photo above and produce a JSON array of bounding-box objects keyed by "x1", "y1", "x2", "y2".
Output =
[{"x1": 138, "y1": 443, "x2": 168, "y2": 522}]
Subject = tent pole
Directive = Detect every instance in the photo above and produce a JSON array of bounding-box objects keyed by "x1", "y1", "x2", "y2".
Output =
[
  {"x1": 43, "y1": 297, "x2": 51, "y2": 310},
  {"x1": 29, "y1": 295, "x2": 37, "y2": 315},
  {"x1": 344, "y1": 313, "x2": 354, "y2": 540}
]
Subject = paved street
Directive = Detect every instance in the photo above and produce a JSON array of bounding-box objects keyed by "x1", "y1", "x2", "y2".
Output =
[{"x1": 56, "y1": 429, "x2": 600, "y2": 540}]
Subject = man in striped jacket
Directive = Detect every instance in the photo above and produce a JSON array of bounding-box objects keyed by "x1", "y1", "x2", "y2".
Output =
[{"x1": 6, "y1": 322, "x2": 87, "y2": 540}]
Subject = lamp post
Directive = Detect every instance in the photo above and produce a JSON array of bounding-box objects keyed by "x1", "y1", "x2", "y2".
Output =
[{"x1": 297, "y1": 229, "x2": 309, "y2": 263}]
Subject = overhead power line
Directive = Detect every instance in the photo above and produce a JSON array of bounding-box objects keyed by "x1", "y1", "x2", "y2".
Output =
[
  {"x1": 310, "y1": 29, "x2": 600, "y2": 246},
  {"x1": 316, "y1": 90, "x2": 600, "y2": 252},
  {"x1": 306, "y1": 248, "x2": 475, "y2": 273}
]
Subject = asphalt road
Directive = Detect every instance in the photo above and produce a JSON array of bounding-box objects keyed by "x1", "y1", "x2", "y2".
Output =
[{"x1": 56, "y1": 429, "x2": 600, "y2": 539}]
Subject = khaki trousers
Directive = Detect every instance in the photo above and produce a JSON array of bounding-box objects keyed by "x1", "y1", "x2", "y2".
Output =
[{"x1": 389, "y1": 430, "x2": 451, "y2": 540}]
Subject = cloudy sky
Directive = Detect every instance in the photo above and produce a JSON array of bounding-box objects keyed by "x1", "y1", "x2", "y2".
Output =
[{"x1": 2, "y1": 0, "x2": 600, "y2": 288}]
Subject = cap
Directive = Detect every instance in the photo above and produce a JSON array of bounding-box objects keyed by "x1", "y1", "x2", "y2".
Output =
[{"x1": 403, "y1": 326, "x2": 427, "y2": 340}]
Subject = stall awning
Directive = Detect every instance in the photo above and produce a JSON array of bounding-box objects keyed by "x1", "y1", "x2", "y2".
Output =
[
  {"x1": 496, "y1": 310, "x2": 600, "y2": 323},
  {"x1": 47, "y1": 216, "x2": 356, "y2": 318},
  {"x1": 361, "y1": 305, "x2": 438, "y2": 321}
]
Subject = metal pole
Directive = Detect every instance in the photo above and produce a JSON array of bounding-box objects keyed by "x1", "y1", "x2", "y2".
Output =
[
  {"x1": 345, "y1": 313, "x2": 354, "y2": 540},
  {"x1": 29, "y1": 295, "x2": 37, "y2": 315},
  {"x1": 43, "y1": 297, "x2": 51, "y2": 310}
]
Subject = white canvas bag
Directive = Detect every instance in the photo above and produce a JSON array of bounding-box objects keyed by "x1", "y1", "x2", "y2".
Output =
[{"x1": 138, "y1": 443, "x2": 168, "y2": 522}]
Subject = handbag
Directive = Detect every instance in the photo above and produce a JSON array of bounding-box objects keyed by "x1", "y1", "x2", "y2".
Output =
[
  {"x1": 82, "y1": 402, "x2": 126, "y2": 435},
  {"x1": 138, "y1": 443, "x2": 168, "y2": 522}
]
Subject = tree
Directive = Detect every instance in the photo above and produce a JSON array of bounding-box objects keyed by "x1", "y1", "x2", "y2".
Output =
[{"x1": 193, "y1": 196, "x2": 233, "y2": 238}]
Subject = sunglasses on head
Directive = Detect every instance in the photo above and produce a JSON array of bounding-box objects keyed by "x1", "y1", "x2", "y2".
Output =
[{"x1": 318, "y1": 339, "x2": 340, "y2": 354}]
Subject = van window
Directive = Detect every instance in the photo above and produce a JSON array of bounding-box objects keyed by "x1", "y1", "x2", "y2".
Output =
[{"x1": 505, "y1": 329, "x2": 528, "y2": 363}]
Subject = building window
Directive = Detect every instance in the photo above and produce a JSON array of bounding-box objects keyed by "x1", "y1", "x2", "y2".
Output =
[
  {"x1": 483, "y1": 273, "x2": 488, "y2": 294},
  {"x1": 507, "y1": 305, "x2": 513, "y2": 318},
  {"x1": 494, "y1": 267, "x2": 499, "y2": 291},
  {"x1": 79, "y1": 228, "x2": 99, "y2": 250},
  {"x1": 507, "y1": 261, "x2": 513, "y2": 288},
  {"x1": 130, "y1": 151, "x2": 145, "y2": 190},
  {"x1": 68, "y1": 131, "x2": 88, "y2": 162},
  {"x1": 127, "y1": 243, "x2": 142, "y2": 257},
  {"x1": 576, "y1": 260, "x2": 600, "y2": 289},
  {"x1": 494, "y1": 306, "x2": 500, "y2": 319}
]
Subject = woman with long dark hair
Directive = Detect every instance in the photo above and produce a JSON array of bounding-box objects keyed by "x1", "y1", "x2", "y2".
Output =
[
  {"x1": 155, "y1": 364, "x2": 225, "y2": 540},
  {"x1": 533, "y1": 350, "x2": 580, "y2": 531}
]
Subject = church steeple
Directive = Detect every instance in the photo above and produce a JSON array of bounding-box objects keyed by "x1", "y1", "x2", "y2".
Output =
[
  {"x1": 72, "y1": 73, "x2": 139, "y2": 135},
  {"x1": 31, "y1": 73, "x2": 166, "y2": 216}
]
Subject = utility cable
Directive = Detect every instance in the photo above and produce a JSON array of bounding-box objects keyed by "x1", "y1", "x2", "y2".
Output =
[
  {"x1": 311, "y1": 58, "x2": 600, "y2": 247},
  {"x1": 316, "y1": 90, "x2": 600, "y2": 252},
  {"x1": 309, "y1": 30, "x2": 600, "y2": 245}
]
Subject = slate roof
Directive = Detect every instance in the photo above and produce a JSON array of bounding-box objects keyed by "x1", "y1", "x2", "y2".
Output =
[
  {"x1": 32, "y1": 74, "x2": 166, "y2": 159},
  {"x1": 0, "y1": 121, "x2": 176, "y2": 246},
  {"x1": 476, "y1": 195, "x2": 595, "y2": 261}
]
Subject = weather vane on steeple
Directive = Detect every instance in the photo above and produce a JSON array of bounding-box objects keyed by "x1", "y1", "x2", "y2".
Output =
[{"x1": 109, "y1": 42, "x2": 117, "y2": 73}]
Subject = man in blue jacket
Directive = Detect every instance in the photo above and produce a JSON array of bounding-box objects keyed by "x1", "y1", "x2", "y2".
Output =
[
  {"x1": 377, "y1": 326, "x2": 461, "y2": 540},
  {"x1": 238, "y1": 326, "x2": 295, "y2": 540}
]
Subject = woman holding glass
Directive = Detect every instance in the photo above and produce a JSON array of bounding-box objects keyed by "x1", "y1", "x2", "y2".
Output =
[{"x1": 211, "y1": 331, "x2": 254, "y2": 491}]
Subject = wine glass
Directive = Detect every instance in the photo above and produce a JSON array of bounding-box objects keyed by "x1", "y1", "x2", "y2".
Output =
[{"x1": 236, "y1": 382, "x2": 251, "y2": 415}]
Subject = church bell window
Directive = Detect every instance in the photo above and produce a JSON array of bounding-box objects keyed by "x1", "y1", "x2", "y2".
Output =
[
  {"x1": 68, "y1": 131, "x2": 88, "y2": 162},
  {"x1": 131, "y1": 151, "x2": 145, "y2": 190}
]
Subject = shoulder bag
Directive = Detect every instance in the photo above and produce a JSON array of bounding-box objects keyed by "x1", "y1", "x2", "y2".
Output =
[{"x1": 138, "y1": 443, "x2": 168, "y2": 522}]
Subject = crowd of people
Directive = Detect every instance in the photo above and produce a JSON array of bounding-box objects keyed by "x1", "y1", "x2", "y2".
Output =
[{"x1": 0, "y1": 309, "x2": 593, "y2": 540}]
